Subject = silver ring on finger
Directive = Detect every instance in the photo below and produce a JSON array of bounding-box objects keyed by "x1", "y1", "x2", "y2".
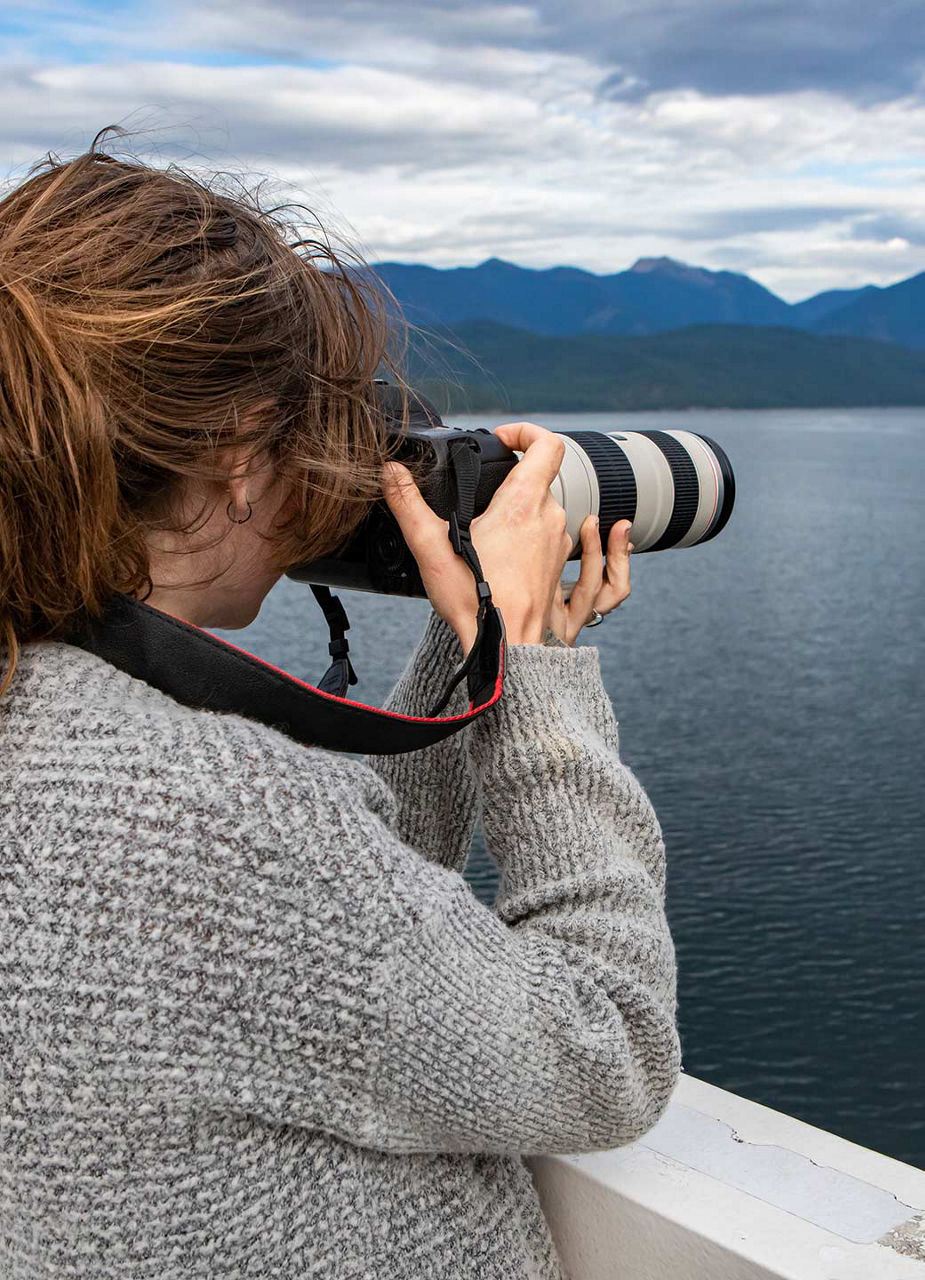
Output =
[{"x1": 585, "y1": 608, "x2": 604, "y2": 628}]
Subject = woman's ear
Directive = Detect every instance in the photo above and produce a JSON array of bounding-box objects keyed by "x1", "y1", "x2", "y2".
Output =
[
  {"x1": 221, "y1": 402, "x2": 280, "y2": 513},
  {"x1": 221, "y1": 442, "x2": 277, "y2": 512},
  {"x1": 225, "y1": 449, "x2": 253, "y2": 516}
]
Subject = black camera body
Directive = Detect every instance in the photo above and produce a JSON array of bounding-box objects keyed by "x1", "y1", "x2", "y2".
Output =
[{"x1": 288, "y1": 386, "x2": 517, "y2": 598}]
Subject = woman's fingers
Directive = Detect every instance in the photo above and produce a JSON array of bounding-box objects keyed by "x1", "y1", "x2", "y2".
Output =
[
  {"x1": 493, "y1": 421, "x2": 566, "y2": 492},
  {"x1": 493, "y1": 420, "x2": 549, "y2": 452},
  {"x1": 381, "y1": 462, "x2": 451, "y2": 574},
  {"x1": 383, "y1": 441, "x2": 634, "y2": 648},
  {"x1": 565, "y1": 515, "x2": 604, "y2": 643},
  {"x1": 596, "y1": 519, "x2": 634, "y2": 614},
  {"x1": 382, "y1": 462, "x2": 481, "y2": 650},
  {"x1": 382, "y1": 462, "x2": 443, "y2": 538}
]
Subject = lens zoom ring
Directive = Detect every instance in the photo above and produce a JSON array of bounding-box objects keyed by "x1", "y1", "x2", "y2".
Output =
[
  {"x1": 565, "y1": 431, "x2": 637, "y2": 538},
  {"x1": 639, "y1": 430, "x2": 700, "y2": 550}
]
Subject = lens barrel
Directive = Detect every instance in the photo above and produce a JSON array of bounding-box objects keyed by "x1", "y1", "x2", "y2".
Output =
[{"x1": 557, "y1": 428, "x2": 735, "y2": 553}]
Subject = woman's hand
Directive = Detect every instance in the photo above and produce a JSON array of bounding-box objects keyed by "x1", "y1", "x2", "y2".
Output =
[
  {"x1": 382, "y1": 422, "x2": 632, "y2": 650},
  {"x1": 548, "y1": 516, "x2": 634, "y2": 646}
]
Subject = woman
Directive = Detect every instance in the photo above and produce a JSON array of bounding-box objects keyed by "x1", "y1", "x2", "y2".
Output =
[{"x1": 0, "y1": 138, "x2": 680, "y2": 1279}]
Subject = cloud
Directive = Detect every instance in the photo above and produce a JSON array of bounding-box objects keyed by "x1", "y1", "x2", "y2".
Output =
[
  {"x1": 0, "y1": 0, "x2": 924, "y2": 300},
  {"x1": 160, "y1": 0, "x2": 925, "y2": 103},
  {"x1": 573, "y1": 1, "x2": 925, "y2": 103},
  {"x1": 687, "y1": 205, "x2": 870, "y2": 238},
  {"x1": 849, "y1": 210, "x2": 925, "y2": 246}
]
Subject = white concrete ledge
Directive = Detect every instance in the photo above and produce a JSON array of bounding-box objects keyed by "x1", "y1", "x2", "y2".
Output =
[{"x1": 528, "y1": 1073, "x2": 925, "y2": 1280}]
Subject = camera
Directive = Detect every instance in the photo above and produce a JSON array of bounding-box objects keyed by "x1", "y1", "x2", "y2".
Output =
[{"x1": 287, "y1": 383, "x2": 735, "y2": 597}]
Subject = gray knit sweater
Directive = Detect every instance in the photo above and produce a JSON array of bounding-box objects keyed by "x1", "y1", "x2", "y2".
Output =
[{"x1": 0, "y1": 612, "x2": 680, "y2": 1279}]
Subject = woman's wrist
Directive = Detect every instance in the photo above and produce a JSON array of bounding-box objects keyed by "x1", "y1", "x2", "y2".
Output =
[
  {"x1": 452, "y1": 618, "x2": 478, "y2": 654},
  {"x1": 453, "y1": 614, "x2": 574, "y2": 651},
  {"x1": 504, "y1": 628, "x2": 547, "y2": 646},
  {"x1": 496, "y1": 603, "x2": 549, "y2": 646}
]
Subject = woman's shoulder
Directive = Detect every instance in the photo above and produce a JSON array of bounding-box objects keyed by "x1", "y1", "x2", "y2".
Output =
[
  {"x1": 4, "y1": 642, "x2": 416, "y2": 980},
  {"x1": 5, "y1": 640, "x2": 392, "y2": 823}
]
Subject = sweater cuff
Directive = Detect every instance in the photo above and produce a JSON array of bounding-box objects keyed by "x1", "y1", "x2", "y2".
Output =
[
  {"x1": 470, "y1": 641, "x2": 629, "y2": 902},
  {"x1": 475, "y1": 640, "x2": 619, "y2": 759}
]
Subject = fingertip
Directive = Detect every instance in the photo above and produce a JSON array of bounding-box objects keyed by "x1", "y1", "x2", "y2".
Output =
[
  {"x1": 382, "y1": 460, "x2": 411, "y2": 484},
  {"x1": 611, "y1": 519, "x2": 633, "y2": 548},
  {"x1": 580, "y1": 514, "x2": 600, "y2": 547},
  {"x1": 382, "y1": 462, "x2": 425, "y2": 524},
  {"x1": 382, "y1": 461, "x2": 417, "y2": 503}
]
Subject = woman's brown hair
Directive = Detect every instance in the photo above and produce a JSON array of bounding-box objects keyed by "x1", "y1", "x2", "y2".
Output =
[{"x1": 0, "y1": 129, "x2": 403, "y2": 693}]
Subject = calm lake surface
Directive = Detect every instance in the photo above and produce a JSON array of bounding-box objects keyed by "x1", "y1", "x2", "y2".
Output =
[{"x1": 220, "y1": 407, "x2": 925, "y2": 1170}]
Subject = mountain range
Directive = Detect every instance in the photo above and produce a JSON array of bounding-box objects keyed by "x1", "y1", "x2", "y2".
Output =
[
  {"x1": 373, "y1": 256, "x2": 925, "y2": 350},
  {"x1": 371, "y1": 256, "x2": 925, "y2": 410}
]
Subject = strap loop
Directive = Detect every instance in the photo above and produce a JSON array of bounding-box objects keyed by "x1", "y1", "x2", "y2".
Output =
[{"x1": 311, "y1": 584, "x2": 358, "y2": 697}]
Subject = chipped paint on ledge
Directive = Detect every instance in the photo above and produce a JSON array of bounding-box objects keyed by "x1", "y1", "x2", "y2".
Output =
[{"x1": 880, "y1": 1211, "x2": 925, "y2": 1263}]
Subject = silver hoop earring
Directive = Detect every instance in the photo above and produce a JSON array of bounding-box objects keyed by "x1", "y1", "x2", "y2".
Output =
[{"x1": 226, "y1": 499, "x2": 253, "y2": 525}]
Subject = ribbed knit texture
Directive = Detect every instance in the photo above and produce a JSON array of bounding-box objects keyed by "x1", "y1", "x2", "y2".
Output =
[{"x1": 0, "y1": 613, "x2": 680, "y2": 1278}]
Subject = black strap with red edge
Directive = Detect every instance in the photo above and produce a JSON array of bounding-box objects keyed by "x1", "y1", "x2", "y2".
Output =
[
  {"x1": 69, "y1": 435, "x2": 506, "y2": 756},
  {"x1": 69, "y1": 591, "x2": 505, "y2": 755}
]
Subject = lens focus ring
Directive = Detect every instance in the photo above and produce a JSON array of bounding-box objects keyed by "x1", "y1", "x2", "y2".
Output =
[
  {"x1": 564, "y1": 430, "x2": 637, "y2": 540},
  {"x1": 638, "y1": 430, "x2": 700, "y2": 550}
]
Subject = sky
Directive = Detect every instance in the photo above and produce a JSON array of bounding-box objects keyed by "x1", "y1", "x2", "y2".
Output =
[{"x1": 2, "y1": 0, "x2": 924, "y2": 301}]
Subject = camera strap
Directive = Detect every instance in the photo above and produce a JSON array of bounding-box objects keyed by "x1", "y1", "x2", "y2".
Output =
[{"x1": 70, "y1": 437, "x2": 506, "y2": 756}]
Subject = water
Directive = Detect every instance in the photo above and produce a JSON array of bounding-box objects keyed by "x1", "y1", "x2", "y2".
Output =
[{"x1": 218, "y1": 407, "x2": 925, "y2": 1170}]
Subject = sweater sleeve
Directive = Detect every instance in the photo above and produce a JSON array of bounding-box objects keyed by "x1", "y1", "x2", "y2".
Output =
[
  {"x1": 157, "y1": 641, "x2": 679, "y2": 1158},
  {"x1": 365, "y1": 611, "x2": 478, "y2": 873}
]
